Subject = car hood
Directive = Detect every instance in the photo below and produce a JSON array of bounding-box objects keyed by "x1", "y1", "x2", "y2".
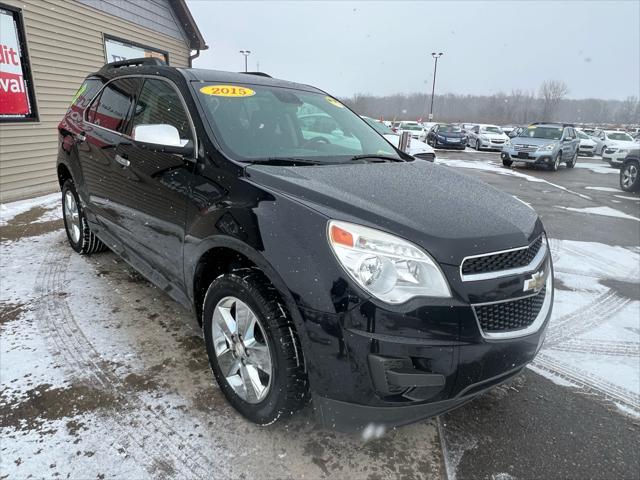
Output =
[
  {"x1": 511, "y1": 137, "x2": 558, "y2": 148},
  {"x1": 579, "y1": 138, "x2": 596, "y2": 146},
  {"x1": 481, "y1": 132, "x2": 508, "y2": 140},
  {"x1": 245, "y1": 162, "x2": 541, "y2": 266},
  {"x1": 607, "y1": 140, "x2": 639, "y2": 149}
]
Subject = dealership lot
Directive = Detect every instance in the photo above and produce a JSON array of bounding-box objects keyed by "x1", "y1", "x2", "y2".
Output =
[{"x1": 1, "y1": 152, "x2": 638, "y2": 479}]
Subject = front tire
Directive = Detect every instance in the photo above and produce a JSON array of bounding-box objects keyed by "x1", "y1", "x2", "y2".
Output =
[
  {"x1": 61, "y1": 179, "x2": 107, "y2": 255},
  {"x1": 550, "y1": 152, "x2": 561, "y2": 171},
  {"x1": 202, "y1": 272, "x2": 308, "y2": 425},
  {"x1": 475, "y1": 139, "x2": 481, "y2": 150},
  {"x1": 620, "y1": 160, "x2": 640, "y2": 192},
  {"x1": 502, "y1": 158, "x2": 513, "y2": 167},
  {"x1": 566, "y1": 150, "x2": 577, "y2": 168}
]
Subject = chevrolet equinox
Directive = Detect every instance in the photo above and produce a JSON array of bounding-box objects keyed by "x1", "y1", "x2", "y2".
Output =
[{"x1": 57, "y1": 58, "x2": 554, "y2": 432}]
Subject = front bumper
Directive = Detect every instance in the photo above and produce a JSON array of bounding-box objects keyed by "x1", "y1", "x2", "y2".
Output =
[
  {"x1": 502, "y1": 149, "x2": 554, "y2": 164},
  {"x1": 479, "y1": 140, "x2": 507, "y2": 150},
  {"x1": 434, "y1": 138, "x2": 466, "y2": 149},
  {"x1": 602, "y1": 152, "x2": 627, "y2": 166},
  {"x1": 302, "y1": 244, "x2": 553, "y2": 432}
]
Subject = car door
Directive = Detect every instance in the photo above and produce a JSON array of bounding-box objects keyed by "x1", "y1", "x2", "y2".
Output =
[
  {"x1": 429, "y1": 124, "x2": 438, "y2": 144},
  {"x1": 111, "y1": 77, "x2": 196, "y2": 301},
  {"x1": 79, "y1": 77, "x2": 140, "y2": 240}
]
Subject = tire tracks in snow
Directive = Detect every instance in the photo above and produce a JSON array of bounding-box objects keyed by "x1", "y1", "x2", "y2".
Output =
[
  {"x1": 34, "y1": 240, "x2": 218, "y2": 479},
  {"x1": 532, "y1": 354, "x2": 640, "y2": 415}
]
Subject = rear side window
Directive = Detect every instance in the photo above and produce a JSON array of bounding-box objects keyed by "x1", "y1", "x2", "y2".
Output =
[
  {"x1": 70, "y1": 78, "x2": 102, "y2": 110},
  {"x1": 132, "y1": 78, "x2": 192, "y2": 141},
  {"x1": 87, "y1": 78, "x2": 139, "y2": 133}
]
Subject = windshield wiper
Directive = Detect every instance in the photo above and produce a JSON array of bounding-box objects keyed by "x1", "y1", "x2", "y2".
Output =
[
  {"x1": 247, "y1": 157, "x2": 324, "y2": 166},
  {"x1": 349, "y1": 154, "x2": 405, "y2": 163}
]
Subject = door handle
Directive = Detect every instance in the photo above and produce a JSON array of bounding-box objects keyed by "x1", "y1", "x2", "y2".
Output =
[{"x1": 115, "y1": 154, "x2": 130, "y2": 167}]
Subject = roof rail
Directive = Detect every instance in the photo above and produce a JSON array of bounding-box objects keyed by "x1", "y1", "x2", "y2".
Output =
[
  {"x1": 529, "y1": 122, "x2": 575, "y2": 127},
  {"x1": 100, "y1": 57, "x2": 166, "y2": 72},
  {"x1": 240, "y1": 71, "x2": 272, "y2": 78}
]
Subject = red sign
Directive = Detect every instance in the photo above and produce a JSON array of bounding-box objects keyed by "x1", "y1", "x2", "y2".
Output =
[{"x1": 0, "y1": 10, "x2": 31, "y2": 117}]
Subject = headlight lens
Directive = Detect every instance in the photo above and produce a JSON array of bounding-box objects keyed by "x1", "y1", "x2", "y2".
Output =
[
  {"x1": 538, "y1": 143, "x2": 556, "y2": 151},
  {"x1": 437, "y1": 135, "x2": 445, "y2": 141},
  {"x1": 327, "y1": 220, "x2": 451, "y2": 303}
]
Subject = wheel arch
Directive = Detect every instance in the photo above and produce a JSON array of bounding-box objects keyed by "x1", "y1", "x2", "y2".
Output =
[{"x1": 190, "y1": 236, "x2": 301, "y2": 329}]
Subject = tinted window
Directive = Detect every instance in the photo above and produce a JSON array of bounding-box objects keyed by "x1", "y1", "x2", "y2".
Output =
[
  {"x1": 90, "y1": 78, "x2": 139, "y2": 133},
  {"x1": 132, "y1": 79, "x2": 192, "y2": 141}
]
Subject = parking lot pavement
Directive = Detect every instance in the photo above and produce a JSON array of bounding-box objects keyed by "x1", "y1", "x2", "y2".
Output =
[{"x1": 1, "y1": 153, "x2": 639, "y2": 480}]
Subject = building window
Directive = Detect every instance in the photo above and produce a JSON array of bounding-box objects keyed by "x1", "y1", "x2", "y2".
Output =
[
  {"x1": 104, "y1": 35, "x2": 169, "y2": 64},
  {"x1": 0, "y1": 3, "x2": 38, "y2": 122}
]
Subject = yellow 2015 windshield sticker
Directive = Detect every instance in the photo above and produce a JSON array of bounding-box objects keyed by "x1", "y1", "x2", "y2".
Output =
[
  {"x1": 326, "y1": 96, "x2": 344, "y2": 108},
  {"x1": 200, "y1": 85, "x2": 256, "y2": 97}
]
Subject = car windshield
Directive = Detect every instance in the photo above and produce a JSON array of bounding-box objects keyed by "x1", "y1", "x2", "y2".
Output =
[
  {"x1": 193, "y1": 83, "x2": 399, "y2": 163},
  {"x1": 401, "y1": 124, "x2": 423, "y2": 131},
  {"x1": 518, "y1": 126, "x2": 563, "y2": 140},
  {"x1": 363, "y1": 117, "x2": 395, "y2": 135},
  {"x1": 439, "y1": 124, "x2": 462, "y2": 133},
  {"x1": 577, "y1": 130, "x2": 590, "y2": 139},
  {"x1": 481, "y1": 126, "x2": 503, "y2": 134},
  {"x1": 608, "y1": 132, "x2": 633, "y2": 141}
]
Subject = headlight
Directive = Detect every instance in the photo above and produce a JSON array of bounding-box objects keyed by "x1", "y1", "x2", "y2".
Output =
[
  {"x1": 480, "y1": 134, "x2": 488, "y2": 140},
  {"x1": 538, "y1": 143, "x2": 556, "y2": 151},
  {"x1": 437, "y1": 135, "x2": 445, "y2": 141},
  {"x1": 327, "y1": 220, "x2": 451, "y2": 303},
  {"x1": 504, "y1": 140, "x2": 512, "y2": 147}
]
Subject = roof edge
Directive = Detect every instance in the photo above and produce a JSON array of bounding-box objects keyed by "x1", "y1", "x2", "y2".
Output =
[{"x1": 172, "y1": 0, "x2": 208, "y2": 51}]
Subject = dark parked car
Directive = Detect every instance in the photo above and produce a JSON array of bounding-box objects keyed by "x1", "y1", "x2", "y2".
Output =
[
  {"x1": 57, "y1": 58, "x2": 554, "y2": 432},
  {"x1": 620, "y1": 149, "x2": 640, "y2": 192},
  {"x1": 425, "y1": 123, "x2": 468, "y2": 149}
]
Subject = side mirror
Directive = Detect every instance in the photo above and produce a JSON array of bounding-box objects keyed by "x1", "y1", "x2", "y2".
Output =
[{"x1": 132, "y1": 124, "x2": 194, "y2": 156}]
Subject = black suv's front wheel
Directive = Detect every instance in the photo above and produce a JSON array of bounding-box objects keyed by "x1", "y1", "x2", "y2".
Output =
[
  {"x1": 61, "y1": 180, "x2": 107, "y2": 255},
  {"x1": 202, "y1": 272, "x2": 308, "y2": 425}
]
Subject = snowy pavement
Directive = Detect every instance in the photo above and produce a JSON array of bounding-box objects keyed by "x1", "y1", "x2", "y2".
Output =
[{"x1": 1, "y1": 152, "x2": 639, "y2": 479}]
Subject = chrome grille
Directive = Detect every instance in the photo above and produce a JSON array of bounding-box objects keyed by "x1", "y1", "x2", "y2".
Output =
[
  {"x1": 462, "y1": 236, "x2": 543, "y2": 275},
  {"x1": 474, "y1": 287, "x2": 547, "y2": 333},
  {"x1": 514, "y1": 144, "x2": 537, "y2": 152}
]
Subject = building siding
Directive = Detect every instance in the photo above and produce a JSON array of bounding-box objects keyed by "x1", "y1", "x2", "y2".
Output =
[
  {"x1": 0, "y1": 0, "x2": 192, "y2": 202},
  {"x1": 76, "y1": 0, "x2": 189, "y2": 44}
]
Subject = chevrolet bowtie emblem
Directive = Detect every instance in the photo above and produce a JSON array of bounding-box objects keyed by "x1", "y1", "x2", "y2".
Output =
[{"x1": 524, "y1": 270, "x2": 545, "y2": 293}]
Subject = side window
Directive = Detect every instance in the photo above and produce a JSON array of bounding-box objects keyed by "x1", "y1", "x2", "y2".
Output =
[
  {"x1": 132, "y1": 78, "x2": 192, "y2": 142},
  {"x1": 90, "y1": 78, "x2": 139, "y2": 133}
]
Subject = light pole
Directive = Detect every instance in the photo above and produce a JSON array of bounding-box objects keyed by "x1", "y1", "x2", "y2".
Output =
[
  {"x1": 239, "y1": 50, "x2": 251, "y2": 72},
  {"x1": 429, "y1": 52, "x2": 443, "y2": 121}
]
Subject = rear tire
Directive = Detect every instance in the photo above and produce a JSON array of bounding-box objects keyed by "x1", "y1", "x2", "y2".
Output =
[
  {"x1": 62, "y1": 179, "x2": 108, "y2": 255},
  {"x1": 202, "y1": 272, "x2": 308, "y2": 425},
  {"x1": 620, "y1": 160, "x2": 640, "y2": 192}
]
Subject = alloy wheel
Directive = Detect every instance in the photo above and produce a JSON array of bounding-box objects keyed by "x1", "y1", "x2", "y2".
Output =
[
  {"x1": 212, "y1": 296, "x2": 273, "y2": 404},
  {"x1": 63, "y1": 190, "x2": 81, "y2": 243},
  {"x1": 622, "y1": 163, "x2": 638, "y2": 189}
]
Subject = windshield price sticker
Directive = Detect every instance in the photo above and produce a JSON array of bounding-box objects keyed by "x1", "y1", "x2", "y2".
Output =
[
  {"x1": 200, "y1": 85, "x2": 256, "y2": 97},
  {"x1": 325, "y1": 96, "x2": 344, "y2": 108}
]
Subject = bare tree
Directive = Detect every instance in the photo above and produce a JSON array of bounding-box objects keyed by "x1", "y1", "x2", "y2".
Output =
[{"x1": 539, "y1": 80, "x2": 569, "y2": 121}]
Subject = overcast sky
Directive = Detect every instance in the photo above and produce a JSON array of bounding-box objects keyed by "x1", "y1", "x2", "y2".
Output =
[{"x1": 187, "y1": 1, "x2": 640, "y2": 100}]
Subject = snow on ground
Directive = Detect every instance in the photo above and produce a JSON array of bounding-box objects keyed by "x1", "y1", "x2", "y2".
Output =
[
  {"x1": 435, "y1": 158, "x2": 593, "y2": 200},
  {"x1": 534, "y1": 239, "x2": 640, "y2": 415},
  {"x1": 573, "y1": 163, "x2": 619, "y2": 175},
  {"x1": 0, "y1": 193, "x2": 59, "y2": 226},
  {"x1": 555, "y1": 205, "x2": 640, "y2": 222},
  {"x1": 585, "y1": 186, "x2": 620, "y2": 192}
]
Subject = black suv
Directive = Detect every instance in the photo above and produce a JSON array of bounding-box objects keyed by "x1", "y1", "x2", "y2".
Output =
[{"x1": 57, "y1": 58, "x2": 553, "y2": 432}]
